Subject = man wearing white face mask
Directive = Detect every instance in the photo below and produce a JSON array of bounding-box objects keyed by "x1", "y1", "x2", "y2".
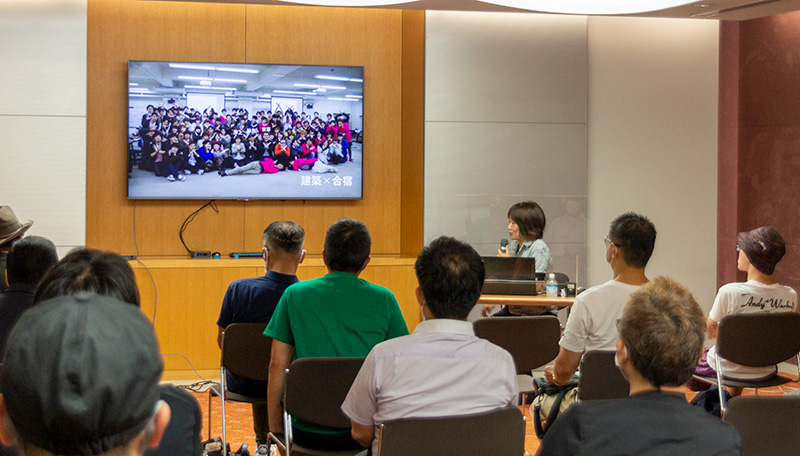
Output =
[
  {"x1": 216, "y1": 221, "x2": 306, "y2": 447},
  {"x1": 544, "y1": 212, "x2": 656, "y2": 386},
  {"x1": 341, "y1": 236, "x2": 518, "y2": 456},
  {"x1": 537, "y1": 278, "x2": 741, "y2": 456}
]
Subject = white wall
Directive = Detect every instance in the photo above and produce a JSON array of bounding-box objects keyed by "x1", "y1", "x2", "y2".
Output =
[
  {"x1": 586, "y1": 17, "x2": 719, "y2": 312},
  {"x1": 0, "y1": 0, "x2": 87, "y2": 257},
  {"x1": 424, "y1": 11, "x2": 589, "y2": 284}
]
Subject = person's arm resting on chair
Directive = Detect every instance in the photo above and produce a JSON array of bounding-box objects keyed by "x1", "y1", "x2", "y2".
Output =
[
  {"x1": 545, "y1": 347, "x2": 582, "y2": 385},
  {"x1": 267, "y1": 339, "x2": 294, "y2": 435},
  {"x1": 350, "y1": 421, "x2": 373, "y2": 449}
]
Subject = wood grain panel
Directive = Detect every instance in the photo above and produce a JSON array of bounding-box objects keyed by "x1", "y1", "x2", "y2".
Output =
[
  {"x1": 87, "y1": 0, "x2": 422, "y2": 257},
  {"x1": 135, "y1": 264, "x2": 259, "y2": 370},
  {"x1": 401, "y1": 10, "x2": 425, "y2": 256},
  {"x1": 242, "y1": 5, "x2": 406, "y2": 256},
  {"x1": 87, "y1": 0, "x2": 248, "y2": 255},
  {"x1": 131, "y1": 257, "x2": 419, "y2": 371}
]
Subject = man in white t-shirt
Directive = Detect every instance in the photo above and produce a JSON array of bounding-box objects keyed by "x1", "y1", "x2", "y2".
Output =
[
  {"x1": 705, "y1": 226, "x2": 798, "y2": 387},
  {"x1": 545, "y1": 212, "x2": 657, "y2": 385},
  {"x1": 341, "y1": 236, "x2": 518, "y2": 456}
]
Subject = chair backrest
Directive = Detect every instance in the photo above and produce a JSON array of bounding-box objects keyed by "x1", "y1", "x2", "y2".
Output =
[
  {"x1": 284, "y1": 357, "x2": 365, "y2": 429},
  {"x1": 376, "y1": 406, "x2": 525, "y2": 456},
  {"x1": 221, "y1": 323, "x2": 271, "y2": 382},
  {"x1": 578, "y1": 350, "x2": 629, "y2": 401},
  {"x1": 473, "y1": 316, "x2": 560, "y2": 374},
  {"x1": 725, "y1": 395, "x2": 800, "y2": 456},
  {"x1": 553, "y1": 272, "x2": 570, "y2": 283},
  {"x1": 717, "y1": 312, "x2": 800, "y2": 367}
]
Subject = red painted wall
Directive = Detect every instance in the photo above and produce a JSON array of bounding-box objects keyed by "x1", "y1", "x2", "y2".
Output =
[{"x1": 719, "y1": 12, "x2": 800, "y2": 293}]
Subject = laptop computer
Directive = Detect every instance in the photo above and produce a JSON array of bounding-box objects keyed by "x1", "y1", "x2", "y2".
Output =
[{"x1": 481, "y1": 256, "x2": 543, "y2": 295}]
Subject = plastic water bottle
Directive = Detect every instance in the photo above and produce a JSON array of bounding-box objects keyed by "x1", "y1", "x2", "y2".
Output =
[{"x1": 545, "y1": 273, "x2": 558, "y2": 298}]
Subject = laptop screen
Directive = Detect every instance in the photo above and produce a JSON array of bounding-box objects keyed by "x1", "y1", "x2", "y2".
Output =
[{"x1": 482, "y1": 256, "x2": 538, "y2": 281}]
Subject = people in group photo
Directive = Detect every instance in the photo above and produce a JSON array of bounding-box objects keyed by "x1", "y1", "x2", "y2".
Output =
[{"x1": 131, "y1": 105, "x2": 357, "y2": 182}]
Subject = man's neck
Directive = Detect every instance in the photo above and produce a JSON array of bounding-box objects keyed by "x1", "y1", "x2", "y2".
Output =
[
  {"x1": 627, "y1": 371, "x2": 685, "y2": 396},
  {"x1": 612, "y1": 265, "x2": 648, "y2": 286},
  {"x1": 266, "y1": 259, "x2": 300, "y2": 276}
]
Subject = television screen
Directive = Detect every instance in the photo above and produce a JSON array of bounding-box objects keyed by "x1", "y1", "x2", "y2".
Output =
[{"x1": 127, "y1": 60, "x2": 363, "y2": 200}]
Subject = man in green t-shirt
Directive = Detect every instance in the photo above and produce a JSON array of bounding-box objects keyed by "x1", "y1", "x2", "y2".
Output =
[{"x1": 264, "y1": 218, "x2": 409, "y2": 451}]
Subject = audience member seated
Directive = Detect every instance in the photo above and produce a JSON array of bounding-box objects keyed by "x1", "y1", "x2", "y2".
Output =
[
  {"x1": 0, "y1": 293, "x2": 171, "y2": 456},
  {"x1": 342, "y1": 236, "x2": 518, "y2": 455},
  {"x1": 0, "y1": 236, "x2": 58, "y2": 356},
  {"x1": 537, "y1": 277, "x2": 741, "y2": 456},
  {"x1": 216, "y1": 221, "x2": 305, "y2": 447},
  {"x1": 544, "y1": 212, "x2": 656, "y2": 386},
  {"x1": 696, "y1": 226, "x2": 798, "y2": 396},
  {"x1": 265, "y1": 218, "x2": 409, "y2": 451},
  {"x1": 32, "y1": 248, "x2": 203, "y2": 456},
  {"x1": 0, "y1": 207, "x2": 33, "y2": 293}
]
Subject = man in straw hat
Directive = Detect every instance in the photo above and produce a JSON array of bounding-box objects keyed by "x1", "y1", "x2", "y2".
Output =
[{"x1": 0, "y1": 207, "x2": 33, "y2": 293}]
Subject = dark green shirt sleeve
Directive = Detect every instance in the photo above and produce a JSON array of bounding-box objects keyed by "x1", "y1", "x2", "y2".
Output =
[
  {"x1": 264, "y1": 290, "x2": 295, "y2": 346},
  {"x1": 385, "y1": 292, "x2": 410, "y2": 339}
]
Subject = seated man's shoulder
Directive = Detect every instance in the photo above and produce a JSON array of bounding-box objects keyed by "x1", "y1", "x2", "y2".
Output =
[{"x1": 545, "y1": 395, "x2": 740, "y2": 455}]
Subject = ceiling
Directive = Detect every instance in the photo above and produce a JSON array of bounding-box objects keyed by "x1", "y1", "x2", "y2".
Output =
[
  {"x1": 158, "y1": 0, "x2": 800, "y2": 20},
  {"x1": 128, "y1": 61, "x2": 364, "y2": 102}
]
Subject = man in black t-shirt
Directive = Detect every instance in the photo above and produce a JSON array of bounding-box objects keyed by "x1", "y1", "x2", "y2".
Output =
[{"x1": 216, "y1": 221, "x2": 305, "y2": 446}]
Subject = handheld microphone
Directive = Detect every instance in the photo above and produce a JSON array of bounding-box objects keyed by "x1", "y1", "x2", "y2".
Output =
[{"x1": 500, "y1": 238, "x2": 509, "y2": 254}]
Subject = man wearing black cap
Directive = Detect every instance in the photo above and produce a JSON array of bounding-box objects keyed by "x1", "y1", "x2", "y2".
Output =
[
  {"x1": 0, "y1": 206, "x2": 34, "y2": 293},
  {"x1": 701, "y1": 226, "x2": 797, "y2": 394},
  {"x1": 0, "y1": 293, "x2": 171, "y2": 456}
]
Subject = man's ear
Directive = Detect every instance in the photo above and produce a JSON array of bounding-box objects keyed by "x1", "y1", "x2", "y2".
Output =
[
  {"x1": 146, "y1": 401, "x2": 172, "y2": 449},
  {"x1": 0, "y1": 396, "x2": 16, "y2": 447},
  {"x1": 298, "y1": 249, "x2": 306, "y2": 265},
  {"x1": 615, "y1": 339, "x2": 629, "y2": 367},
  {"x1": 359, "y1": 256, "x2": 371, "y2": 273},
  {"x1": 262, "y1": 246, "x2": 269, "y2": 263},
  {"x1": 415, "y1": 286, "x2": 425, "y2": 307}
]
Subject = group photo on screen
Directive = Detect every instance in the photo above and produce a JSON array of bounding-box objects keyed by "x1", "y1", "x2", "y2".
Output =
[{"x1": 127, "y1": 61, "x2": 364, "y2": 200}]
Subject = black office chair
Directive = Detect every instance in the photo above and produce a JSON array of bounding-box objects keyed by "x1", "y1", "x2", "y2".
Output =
[
  {"x1": 376, "y1": 405, "x2": 525, "y2": 456},
  {"x1": 268, "y1": 357, "x2": 366, "y2": 456},
  {"x1": 693, "y1": 312, "x2": 800, "y2": 414},
  {"x1": 207, "y1": 323, "x2": 271, "y2": 455},
  {"x1": 474, "y1": 316, "x2": 561, "y2": 401},
  {"x1": 725, "y1": 395, "x2": 800, "y2": 456},
  {"x1": 577, "y1": 350, "x2": 629, "y2": 401},
  {"x1": 552, "y1": 272, "x2": 570, "y2": 284}
]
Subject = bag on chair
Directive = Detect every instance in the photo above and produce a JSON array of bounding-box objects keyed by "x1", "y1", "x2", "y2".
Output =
[{"x1": 531, "y1": 377, "x2": 579, "y2": 439}]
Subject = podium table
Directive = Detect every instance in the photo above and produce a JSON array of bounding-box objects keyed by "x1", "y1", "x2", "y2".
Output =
[{"x1": 478, "y1": 294, "x2": 575, "y2": 307}]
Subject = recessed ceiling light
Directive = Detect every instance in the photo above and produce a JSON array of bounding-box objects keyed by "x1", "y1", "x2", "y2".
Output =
[{"x1": 475, "y1": 0, "x2": 696, "y2": 15}]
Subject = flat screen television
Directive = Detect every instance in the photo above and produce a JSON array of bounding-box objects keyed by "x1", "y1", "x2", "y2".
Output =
[{"x1": 127, "y1": 60, "x2": 363, "y2": 200}]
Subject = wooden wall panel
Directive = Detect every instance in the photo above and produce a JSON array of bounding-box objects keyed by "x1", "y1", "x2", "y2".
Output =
[
  {"x1": 87, "y1": 0, "x2": 423, "y2": 257},
  {"x1": 87, "y1": 0, "x2": 248, "y2": 256},
  {"x1": 242, "y1": 5, "x2": 404, "y2": 255},
  {"x1": 133, "y1": 257, "x2": 418, "y2": 371},
  {"x1": 401, "y1": 10, "x2": 425, "y2": 255}
]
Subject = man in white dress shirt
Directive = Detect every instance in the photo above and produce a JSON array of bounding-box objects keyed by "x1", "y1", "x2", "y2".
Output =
[{"x1": 341, "y1": 236, "x2": 518, "y2": 455}]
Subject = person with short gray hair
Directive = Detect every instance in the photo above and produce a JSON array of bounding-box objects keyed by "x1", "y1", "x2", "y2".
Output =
[{"x1": 537, "y1": 277, "x2": 741, "y2": 456}]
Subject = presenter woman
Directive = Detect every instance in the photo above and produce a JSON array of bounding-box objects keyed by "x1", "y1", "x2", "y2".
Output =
[
  {"x1": 497, "y1": 201, "x2": 553, "y2": 275},
  {"x1": 490, "y1": 201, "x2": 553, "y2": 317}
]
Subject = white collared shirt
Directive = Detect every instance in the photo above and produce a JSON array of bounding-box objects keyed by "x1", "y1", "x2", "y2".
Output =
[{"x1": 341, "y1": 319, "x2": 518, "y2": 455}]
